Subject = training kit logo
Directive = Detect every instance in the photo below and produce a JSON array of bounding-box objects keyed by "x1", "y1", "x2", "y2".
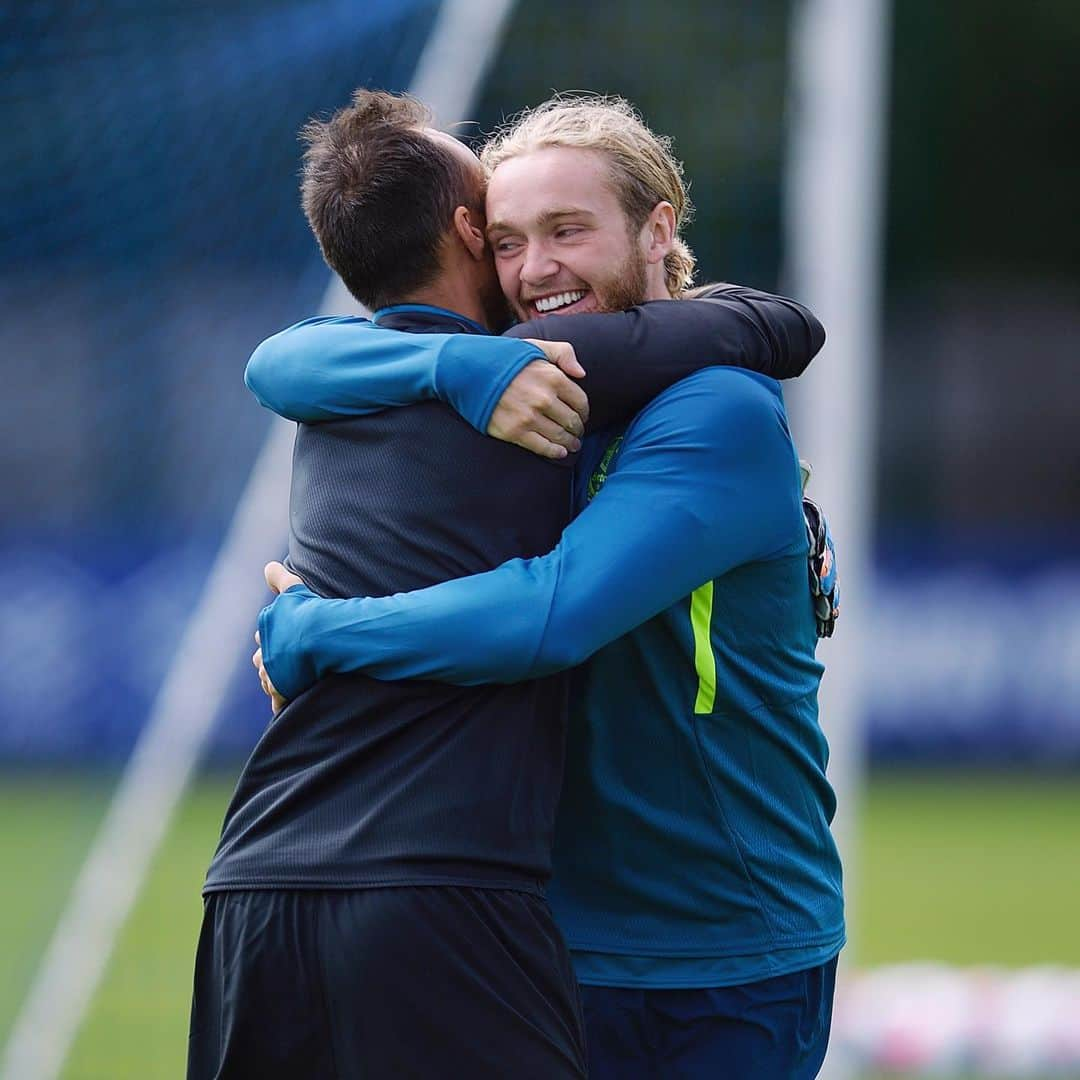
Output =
[{"x1": 587, "y1": 435, "x2": 625, "y2": 501}]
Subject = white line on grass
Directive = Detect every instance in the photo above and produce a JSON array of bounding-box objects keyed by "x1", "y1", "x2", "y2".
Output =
[{"x1": 0, "y1": 2, "x2": 517, "y2": 1075}]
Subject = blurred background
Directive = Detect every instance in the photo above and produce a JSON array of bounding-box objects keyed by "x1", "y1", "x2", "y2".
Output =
[{"x1": 2, "y1": 1, "x2": 1077, "y2": 1077}]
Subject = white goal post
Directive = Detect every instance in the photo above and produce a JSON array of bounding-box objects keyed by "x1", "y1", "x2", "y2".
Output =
[{"x1": 782, "y1": 0, "x2": 893, "y2": 1076}]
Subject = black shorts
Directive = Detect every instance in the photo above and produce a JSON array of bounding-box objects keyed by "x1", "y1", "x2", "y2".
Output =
[{"x1": 187, "y1": 887, "x2": 587, "y2": 1079}]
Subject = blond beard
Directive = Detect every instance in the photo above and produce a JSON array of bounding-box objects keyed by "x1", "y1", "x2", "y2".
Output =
[
  {"x1": 590, "y1": 246, "x2": 649, "y2": 313},
  {"x1": 511, "y1": 247, "x2": 650, "y2": 323}
]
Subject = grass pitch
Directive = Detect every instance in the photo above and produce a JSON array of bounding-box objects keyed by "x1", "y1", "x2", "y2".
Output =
[{"x1": 1, "y1": 770, "x2": 1077, "y2": 1078}]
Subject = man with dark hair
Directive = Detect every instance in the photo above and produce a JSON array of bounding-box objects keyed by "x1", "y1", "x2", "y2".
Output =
[
  {"x1": 189, "y1": 89, "x2": 824, "y2": 1079},
  {"x1": 300, "y1": 91, "x2": 502, "y2": 322}
]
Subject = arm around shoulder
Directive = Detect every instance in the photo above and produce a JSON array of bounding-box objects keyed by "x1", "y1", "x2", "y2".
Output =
[{"x1": 244, "y1": 316, "x2": 545, "y2": 427}]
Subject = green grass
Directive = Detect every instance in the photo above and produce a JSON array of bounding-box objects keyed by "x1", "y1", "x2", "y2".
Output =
[
  {"x1": 1, "y1": 769, "x2": 1077, "y2": 1078},
  {"x1": 0, "y1": 773, "x2": 112, "y2": 1051},
  {"x1": 62, "y1": 777, "x2": 234, "y2": 1080},
  {"x1": 854, "y1": 771, "x2": 1080, "y2": 967}
]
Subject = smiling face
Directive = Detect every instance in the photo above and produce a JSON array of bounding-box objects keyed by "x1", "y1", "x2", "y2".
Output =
[{"x1": 485, "y1": 146, "x2": 671, "y2": 322}]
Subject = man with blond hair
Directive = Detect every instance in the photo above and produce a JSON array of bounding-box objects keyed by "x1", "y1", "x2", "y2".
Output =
[
  {"x1": 480, "y1": 94, "x2": 699, "y2": 302},
  {"x1": 257, "y1": 92, "x2": 843, "y2": 1079}
]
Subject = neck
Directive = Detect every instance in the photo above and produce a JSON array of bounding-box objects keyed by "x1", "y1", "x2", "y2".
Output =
[
  {"x1": 395, "y1": 281, "x2": 490, "y2": 330},
  {"x1": 643, "y1": 264, "x2": 672, "y2": 302}
]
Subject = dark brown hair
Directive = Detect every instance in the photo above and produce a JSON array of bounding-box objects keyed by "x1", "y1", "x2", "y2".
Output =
[{"x1": 300, "y1": 89, "x2": 480, "y2": 309}]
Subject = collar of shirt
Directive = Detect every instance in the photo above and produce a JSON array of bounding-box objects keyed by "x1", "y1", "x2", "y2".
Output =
[{"x1": 372, "y1": 303, "x2": 490, "y2": 336}]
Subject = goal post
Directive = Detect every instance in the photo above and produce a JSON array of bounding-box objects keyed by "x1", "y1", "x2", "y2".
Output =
[{"x1": 782, "y1": 0, "x2": 893, "y2": 1075}]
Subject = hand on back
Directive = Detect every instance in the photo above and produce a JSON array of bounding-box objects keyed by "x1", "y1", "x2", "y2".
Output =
[
  {"x1": 486, "y1": 339, "x2": 589, "y2": 460},
  {"x1": 251, "y1": 561, "x2": 305, "y2": 714}
]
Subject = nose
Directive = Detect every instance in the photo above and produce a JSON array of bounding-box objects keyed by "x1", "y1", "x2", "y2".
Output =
[{"x1": 520, "y1": 241, "x2": 560, "y2": 288}]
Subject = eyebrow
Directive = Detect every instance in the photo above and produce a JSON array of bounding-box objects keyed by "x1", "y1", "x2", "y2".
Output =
[{"x1": 486, "y1": 207, "x2": 597, "y2": 235}]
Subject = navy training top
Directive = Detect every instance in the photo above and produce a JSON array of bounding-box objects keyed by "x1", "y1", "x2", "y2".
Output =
[{"x1": 205, "y1": 307, "x2": 571, "y2": 893}]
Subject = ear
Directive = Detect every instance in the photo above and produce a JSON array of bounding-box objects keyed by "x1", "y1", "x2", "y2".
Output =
[
  {"x1": 641, "y1": 201, "x2": 676, "y2": 266},
  {"x1": 452, "y1": 205, "x2": 487, "y2": 261}
]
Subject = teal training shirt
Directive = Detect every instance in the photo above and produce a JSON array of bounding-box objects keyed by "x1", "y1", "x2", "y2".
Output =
[
  {"x1": 260, "y1": 366, "x2": 845, "y2": 987},
  {"x1": 552, "y1": 426, "x2": 843, "y2": 987}
]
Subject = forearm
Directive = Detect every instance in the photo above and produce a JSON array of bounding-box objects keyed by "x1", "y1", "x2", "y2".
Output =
[
  {"x1": 505, "y1": 284, "x2": 825, "y2": 430},
  {"x1": 260, "y1": 514, "x2": 695, "y2": 696},
  {"x1": 259, "y1": 560, "x2": 562, "y2": 698},
  {"x1": 262, "y1": 479, "x2": 788, "y2": 698},
  {"x1": 245, "y1": 316, "x2": 543, "y2": 429}
]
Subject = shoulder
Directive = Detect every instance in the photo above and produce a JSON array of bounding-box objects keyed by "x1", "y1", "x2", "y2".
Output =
[
  {"x1": 284, "y1": 315, "x2": 372, "y2": 331},
  {"x1": 625, "y1": 367, "x2": 787, "y2": 445},
  {"x1": 252, "y1": 316, "x2": 374, "y2": 355}
]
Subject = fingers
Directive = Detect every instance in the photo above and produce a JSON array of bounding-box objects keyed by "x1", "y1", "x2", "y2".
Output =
[
  {"x1": 544, "y1": 380, "x2": 589, "y2": 435},
  {"x1": 516, "y1": 430, "x2": 570, "y2": 461},
  {"x1": 519, "y1": 347, "x2": 590, "y2": 424},
  {"x1": 253, "y1": 648, "x2": 271, "y2": 693},
  {"x1": 265, "y1": 561, "x2": 304, "y2": 595},
  {"x1": 553, "y1": 345, "x2": 586, "y2": 379},
  {"x1": 253, "y1": 645, "x2": 287, "y2": 711},
  {"x1": 538, "y1": 361, "x2": 589, "y2": 430},
  {"x1": 487, "y1": 358, "x2": 593, "y2": 459},
  {"x1": 532, "y1": 414, "x2": 582, "y2": 453},
  {"x1": 523, "y1": 361, "x2": 590, "y2": 432},
  {"x1": 253, "y1": 647, "x2": 271, "y2": 694},
  {"x1": 264, "y1": 561, "x2": 286, "y2": 595},
  {"x1": 491, "y1": 408, "x2": 579, "y2": 458},
  {"x1": 529, "y1": 339, "x2": 586, "y2": 379}
]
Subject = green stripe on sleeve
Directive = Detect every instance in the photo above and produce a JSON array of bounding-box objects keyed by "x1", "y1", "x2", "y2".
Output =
[{"x1": 691, "y1": 581, "x2": 717, "y2": 714}]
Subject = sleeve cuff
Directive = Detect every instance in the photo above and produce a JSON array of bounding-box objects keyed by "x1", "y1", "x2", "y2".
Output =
[
  {"x1": 258, "y1": 586, "x2": 317, "y2": 702},
  {"x1": 436, "y1": 337, "x2": 545, "y2": 431}
]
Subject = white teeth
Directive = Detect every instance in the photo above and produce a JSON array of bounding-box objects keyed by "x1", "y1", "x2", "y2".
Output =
[{"x1": 535, "y1": 290, "x2": 585, "y2": 313}]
